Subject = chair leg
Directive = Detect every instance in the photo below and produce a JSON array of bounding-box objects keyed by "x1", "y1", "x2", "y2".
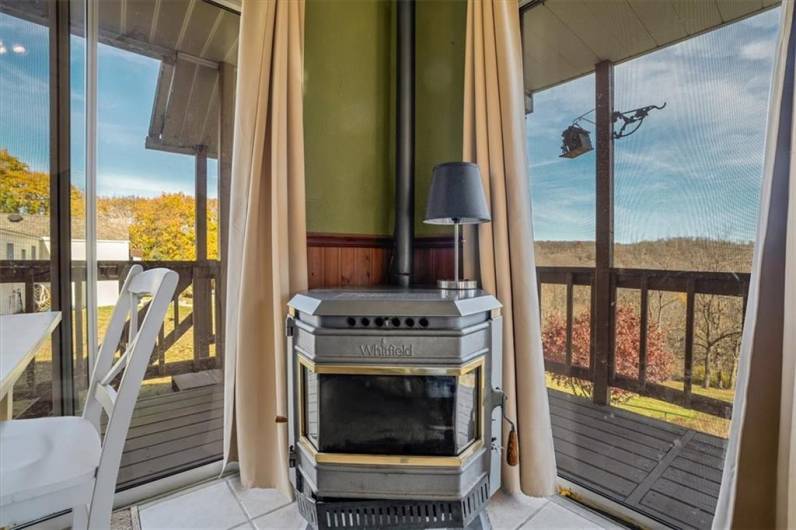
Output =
[{"x1": 72, "y1": 504, "x2": 88, "y2": 530}]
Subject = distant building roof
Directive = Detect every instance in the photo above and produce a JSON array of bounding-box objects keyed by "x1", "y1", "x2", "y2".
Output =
[{"x1": 0, "y1": 213, "x2": 131, "y2": 241}]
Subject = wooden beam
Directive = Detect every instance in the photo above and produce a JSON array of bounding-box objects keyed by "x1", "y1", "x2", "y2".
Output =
[
  {"x1": 175, "y1": 0, "x2": 197, "y2": 50},
  {"x1": 592, "y1": 60, "x2": 614, "y2": 406},
  {"x1": 193, "y1": 146, "x2": 210, "y2": 361},
  {"x1": 149, "y1": 0, "x2": 161, "y2": 43},
  {"x1": 195, "y1": 146, "x2": 208, "y2": 261},
  {"x1": 200, "y1": 10, "x2": 225, "y2": 57}
]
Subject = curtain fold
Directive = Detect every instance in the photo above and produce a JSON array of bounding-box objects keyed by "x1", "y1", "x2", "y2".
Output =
[
  {"x1": 713, "y1": 1, "x2": 796, "y2": 528},
  {"x1": 223, "y1": 0, "x2": 307, "y2": 498},
  {"x1": 461, "y1": 0, "x2": 557, "y2": 497}
]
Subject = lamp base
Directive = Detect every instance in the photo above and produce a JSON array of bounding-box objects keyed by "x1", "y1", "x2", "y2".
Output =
[{"x1": 437, "y1": 279, "x2": 478, "y2": 290}]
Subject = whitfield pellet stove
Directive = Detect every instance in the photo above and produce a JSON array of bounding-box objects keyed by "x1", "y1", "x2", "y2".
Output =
[{"x1": 285, "y1": 289, "x2": 506, "y2": 530}]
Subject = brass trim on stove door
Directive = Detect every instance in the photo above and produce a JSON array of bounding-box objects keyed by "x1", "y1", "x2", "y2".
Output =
[
  {"x1": 296, "y1": 354, "x2": 486, "y2": 468},
  {"x1": 298, "y1": 437, "x2": 484, "y2": 468}
]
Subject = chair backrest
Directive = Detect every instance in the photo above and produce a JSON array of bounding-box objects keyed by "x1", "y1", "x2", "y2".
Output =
[{"x1": 81, "y1": 265, "x2": 177, "y2": 528}]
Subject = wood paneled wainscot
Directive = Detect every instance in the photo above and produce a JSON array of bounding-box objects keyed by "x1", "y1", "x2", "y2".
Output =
[{"x1": 306, "y1": 233, "x2": 456, "y2": 288}]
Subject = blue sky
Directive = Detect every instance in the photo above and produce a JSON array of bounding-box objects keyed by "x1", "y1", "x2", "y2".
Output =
[
  {"x1": 0, "y1": 8, "x2": 781, "y2": 241},
  {"x1": 0, "y1": 12, "x2": 218, "y2": 199},
  {"x1": 526, "y1": 7, "x2": 780, "y2": 243}
]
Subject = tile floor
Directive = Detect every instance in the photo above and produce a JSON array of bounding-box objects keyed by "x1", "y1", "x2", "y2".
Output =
[{"x1": 135, "y1": 475, "x2": 626, "y2": 530}]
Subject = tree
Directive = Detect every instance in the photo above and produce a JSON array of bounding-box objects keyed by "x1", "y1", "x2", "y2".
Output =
[
  {"x1": 0, "y1": 149, "x2": 85, "y2": 217},
  {"x1": 542, "y1": 305, "x2": 673, "y2": 400},
  {"x1": 129, "y1": 193, "x2": 197, "y2": 260}
]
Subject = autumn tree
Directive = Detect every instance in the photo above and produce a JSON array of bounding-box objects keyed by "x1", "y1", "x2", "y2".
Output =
[
  {"x1": 542, "y1": 305, "x2": 673, "y2": 400},
  {"x1": 128, "y1": 193, "x2": 196, "y2": 260},
  {"x1": 0, "y1": 149, "x2": 85, "y2": 217}
]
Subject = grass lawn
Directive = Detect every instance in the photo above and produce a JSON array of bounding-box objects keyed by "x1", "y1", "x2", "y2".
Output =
[
  {"x1": 660, "y1": 379, "x2": 735, "y2": 403},
  {"x1": 546, "y1": 374, "x2": 730, "y2": 438}
]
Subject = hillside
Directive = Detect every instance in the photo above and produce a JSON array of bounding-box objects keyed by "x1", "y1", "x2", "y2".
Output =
[{"x1": 535, "y1": 238, "x2": 754, "y2": 273}]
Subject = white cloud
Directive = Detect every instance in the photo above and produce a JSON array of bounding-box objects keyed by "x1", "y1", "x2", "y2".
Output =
[
  {"x1": 740, "y1": 39, "x2": 776, "y2": 61},
  {"x1": 97, "y1": 173, "x2": 194, "y2": 198}
]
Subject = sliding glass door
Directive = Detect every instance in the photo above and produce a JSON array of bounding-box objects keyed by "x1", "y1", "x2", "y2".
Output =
[
  {"x1": 0, "y1": 0, "x2": 237, "y2": 491},
  {"x1": 521, "y1": 2, "x2": 778, "y2": 527},
  {"x1": 92, "y1": 0, "x2": 238, "y2": 488},
  {"x1": 0, "y1": 0, "x2": 87, "y2": 418}
]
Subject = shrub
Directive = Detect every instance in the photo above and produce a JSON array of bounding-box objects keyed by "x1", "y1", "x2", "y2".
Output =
[{"x1": 542, "y1": 305, "x2": 673, "y2": 400}]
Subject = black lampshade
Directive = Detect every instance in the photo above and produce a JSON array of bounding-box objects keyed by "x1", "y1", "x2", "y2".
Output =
[{"x1": 424, "y1": 162, "x2": 491, "y2": 225}]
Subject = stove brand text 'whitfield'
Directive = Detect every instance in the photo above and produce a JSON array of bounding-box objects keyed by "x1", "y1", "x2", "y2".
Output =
[{"x1": 359, "y1": 338, "x2": 414, "y2": 358}]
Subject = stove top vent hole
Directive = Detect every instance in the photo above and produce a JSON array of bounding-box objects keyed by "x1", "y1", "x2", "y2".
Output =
[
  {"x1": 374, "y1": 317, "x2": 385, "y2": 327},
  {"x1": 346, "y1": 317, "x2": 356, "y2": 327},
  {"x1": 419, "y1": 317, "x2": 429, "y2": 328},
  {"x1": 390, "y1": 317, "x2": 401, "y2": 327},
  {"x1": 360, "y1": 317, "x2": 371, "y2": 327},
  {"x1": 405, "y1": 317, "x2": 415, "y2": 327}
]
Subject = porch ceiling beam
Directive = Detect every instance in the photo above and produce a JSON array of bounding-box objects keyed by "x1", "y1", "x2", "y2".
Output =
[
  {"x1": 149, "y1": 0, "x2": 162, "y2": 43},
  {"x1": 521, "y1": 0, "x2": 780, "y2": 94}
]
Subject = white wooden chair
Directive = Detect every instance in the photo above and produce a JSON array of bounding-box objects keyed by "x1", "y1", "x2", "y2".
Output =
[{"x1": 0, "y1": 265, "x2": 178, "y2": 529}]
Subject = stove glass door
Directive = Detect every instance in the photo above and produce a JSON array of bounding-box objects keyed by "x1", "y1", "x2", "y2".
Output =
[{"x1": 300, "y1": 362, "x2": 480, "y2": 457}]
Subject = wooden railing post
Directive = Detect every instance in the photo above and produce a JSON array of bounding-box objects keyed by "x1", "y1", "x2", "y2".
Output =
[
  {"x1": 592, "y1": 60, "x2": 614, "y2": 406},
  {"x1": 565, "y1": 272, "x2": 574, "y2": 368},
  {"x1": 74, "y1": 275, "x2": 84, "y2": 388},
  {"x1": 638, "y1": 274, "x2": 649, "y2": 388},
  {"x1": 684, "y1": 278, "x2": 696, "y2": 407},
  {"x1": 193, "y1": 268, "x2": 212, "y2": 365}
]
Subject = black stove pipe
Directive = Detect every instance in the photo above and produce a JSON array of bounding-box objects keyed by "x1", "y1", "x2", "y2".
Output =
[{"x1": 392, "y1": 0, "x2": 415, "y2": 287}]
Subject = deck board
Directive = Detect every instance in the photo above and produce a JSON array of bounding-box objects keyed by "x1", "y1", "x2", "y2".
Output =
[
  {"x1": 116, "y1": 385, "x2": 224, "y2": 489},
  {"x1": 549, "y1": 389, "x2": 726, "y2": 530}
]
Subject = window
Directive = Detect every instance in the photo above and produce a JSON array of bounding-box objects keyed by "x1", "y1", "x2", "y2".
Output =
[
  {"x1": 5, "y1": 243, "x2": 12, "y2": 260},
  {"x1": 521, "y1": 3, "x2": 778, "y2": 527},
  {"x1": 21, "y1": 249, "x2": 26, "y2": 259},
  {"x1": 31, "y1": 246, "x2": 36, "y2": 259}
]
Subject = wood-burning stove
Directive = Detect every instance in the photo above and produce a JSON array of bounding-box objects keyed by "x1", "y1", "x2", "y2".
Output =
[{"x1": 286, "y1": 289, "x2": 504, "y2": 530}]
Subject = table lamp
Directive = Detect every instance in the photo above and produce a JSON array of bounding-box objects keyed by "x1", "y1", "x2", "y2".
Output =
[{"x1": 424, "y1": 162, "x2": 491, "y2": 290}]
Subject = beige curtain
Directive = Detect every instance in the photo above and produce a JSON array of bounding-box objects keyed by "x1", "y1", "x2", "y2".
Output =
[
  {"x1": 462, "y1": 0, "x2": 557, "y2": 497},
  {"x1": 223, "y1": 0, "x2": 307, "y2": 498},
  {"x1": 713, "y1": 1, "x2": 796, "y2": 528}
]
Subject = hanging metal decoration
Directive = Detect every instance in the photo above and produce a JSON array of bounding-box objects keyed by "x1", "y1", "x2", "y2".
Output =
[{"x1": 559, "y1": 103, "x2": 666, "y2": 159}]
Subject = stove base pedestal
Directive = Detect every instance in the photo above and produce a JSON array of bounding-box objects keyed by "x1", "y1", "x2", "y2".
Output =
[
  {"x1": 302, "y1": 510, "x2": 491, "y2": 530},
  {"x1": 295, "y1": 476, "x2": 492, "y2": 530}
]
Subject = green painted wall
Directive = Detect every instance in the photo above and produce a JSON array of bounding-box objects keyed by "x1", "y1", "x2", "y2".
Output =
[
  {"x1": 415, "y1": 0, "x2": 467, "y2": 237},
  {"x1": 304, "y1": 0, "x2": 395, "y2": 235},
  {"x1": 303, "y1": 0, "x2": 467, "y2": 237}
]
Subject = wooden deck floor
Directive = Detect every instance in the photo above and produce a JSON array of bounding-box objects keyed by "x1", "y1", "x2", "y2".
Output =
[
  {"x1": 549, "y1": 389, "x2": 726, "y2": 530},
  {"x1": 117, "y1": 384, "x2": 726, "y2": 529},
  {"x1": 117, "y1": 384, "x2": 224, "y2": 489}
]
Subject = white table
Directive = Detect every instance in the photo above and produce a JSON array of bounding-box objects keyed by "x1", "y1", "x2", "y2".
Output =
[{"x1": 0, "y1": 311, "x2": 61, "y2": 420}]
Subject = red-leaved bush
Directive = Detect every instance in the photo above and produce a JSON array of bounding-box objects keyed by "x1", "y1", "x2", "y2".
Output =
[{"x1": 542, "y1": 306, "x2": 673, "y2": 399}]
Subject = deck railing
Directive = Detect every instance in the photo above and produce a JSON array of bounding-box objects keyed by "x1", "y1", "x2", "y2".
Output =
[
  {"x1": 537, "y1": 266, "x2": 749, "y2": 419},
  {"x1": 0, "y1": 259, "x2": 222, "y2": 393},
  {"x1": 3, "y1": 259, "x2": 746, "y2": 420}
]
